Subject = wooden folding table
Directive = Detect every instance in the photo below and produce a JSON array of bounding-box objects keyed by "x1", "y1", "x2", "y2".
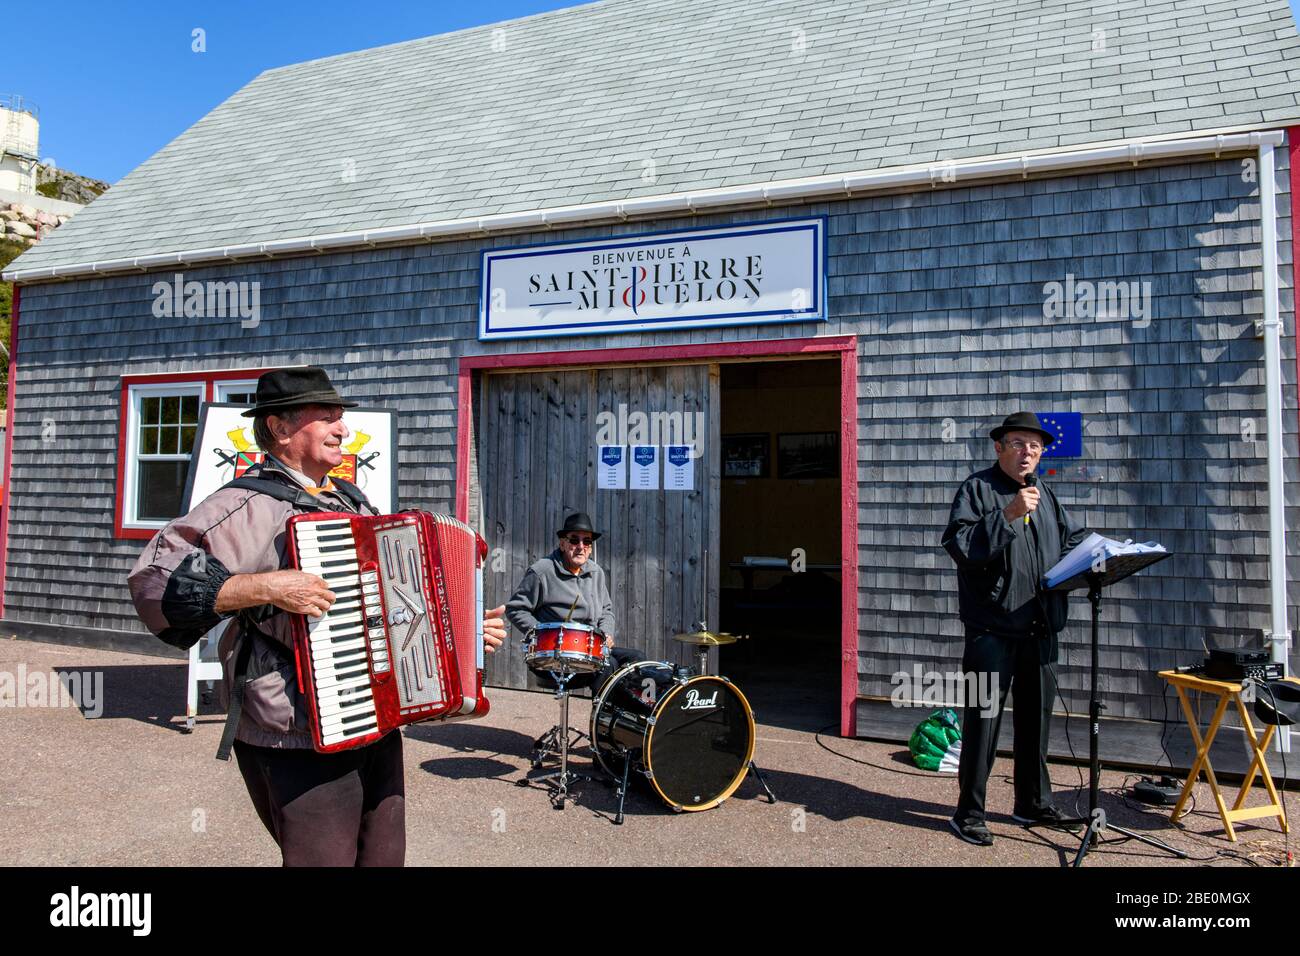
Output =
[{"x1": 1157, "y1": 670, "x2": 1294, "y2": 841}]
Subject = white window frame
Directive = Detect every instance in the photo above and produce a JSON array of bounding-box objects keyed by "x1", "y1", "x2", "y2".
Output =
[
  {"x1": 215, "y1": 379, "x2": 259, "y2": 405},
  {"x1": 122, "y1": 382, "x2": 206, "y2": 530}
]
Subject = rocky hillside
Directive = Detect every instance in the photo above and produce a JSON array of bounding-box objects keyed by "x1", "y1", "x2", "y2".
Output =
[
  {"x1": 1, "y1": 201, "x2": 71, "y2": 247},
  {"x1": 36, "y1": 165, "x2": 108, "y2": 205}
]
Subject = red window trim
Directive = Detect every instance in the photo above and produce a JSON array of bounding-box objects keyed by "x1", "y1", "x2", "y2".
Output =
[{"x1": 114, "y1": 367, "x2": 282, "y2": 540}]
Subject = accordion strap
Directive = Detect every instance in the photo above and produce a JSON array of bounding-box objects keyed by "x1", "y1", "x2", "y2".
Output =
[
  {"x1": 215, "y1": 612, "x2": 295, "y2": 761},
  {"x1": 222, "y1": 471, "x2": 376, "y2": 514}
]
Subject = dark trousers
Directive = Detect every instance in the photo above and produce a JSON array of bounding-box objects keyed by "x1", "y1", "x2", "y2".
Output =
[
  {"x1": 954, "y1": 631, "x2": 1055, "y2": 827},
  {"x1": 234, "y1": 730, "x2": 405, "y2": 866}
]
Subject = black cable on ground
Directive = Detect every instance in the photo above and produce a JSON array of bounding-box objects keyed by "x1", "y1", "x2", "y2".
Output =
[
  {"x1": 1048, "y1": 663, "x2": 1087, "y2": 816},
  {"x1": 813, "y1": 723, "x2": 944, "y2": 778}
]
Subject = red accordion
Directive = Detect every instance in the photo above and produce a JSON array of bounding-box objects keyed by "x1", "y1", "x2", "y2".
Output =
[{"x1": 286, "y1": 510, "x2": 490, "y2": 753}]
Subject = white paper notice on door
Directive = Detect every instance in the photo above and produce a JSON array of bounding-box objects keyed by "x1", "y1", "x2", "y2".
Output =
[
  {"x1": 598, "y1": 445, "x2": 627, "y2": 489},
  {"x1": 630, "y1": 445, "x2": 659, "y2": 489},
  {"x1": 665, "y1": 445, "x2": 695, "y2": 490}
]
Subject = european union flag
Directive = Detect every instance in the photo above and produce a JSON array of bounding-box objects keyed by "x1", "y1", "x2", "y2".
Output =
[{"x1": 1036, "y1": 412, "x2": 1082, "y2": 458}]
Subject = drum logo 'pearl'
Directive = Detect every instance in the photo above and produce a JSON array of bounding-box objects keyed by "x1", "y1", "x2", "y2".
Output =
[{"x1": 681, "y1": 689, "x2": 719, "y2": 711}]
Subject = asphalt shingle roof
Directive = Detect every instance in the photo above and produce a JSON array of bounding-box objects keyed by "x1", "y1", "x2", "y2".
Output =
[{"x1": 11, "y1": 0, "x2": 1300, "y2": 275}]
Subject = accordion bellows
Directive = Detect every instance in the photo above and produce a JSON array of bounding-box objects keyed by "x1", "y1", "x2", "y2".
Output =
[{"x1": 287, "y1": 510, "x2": 489, "y2": 752}]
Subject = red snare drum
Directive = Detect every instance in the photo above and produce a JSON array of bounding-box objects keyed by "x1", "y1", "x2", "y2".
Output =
[{"x1": 527, "y1": 622, "x2": 609, "y2": 673}]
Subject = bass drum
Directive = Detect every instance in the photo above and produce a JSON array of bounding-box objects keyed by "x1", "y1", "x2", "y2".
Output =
[{"x1": 590, "y1": 660, "x2": 756, "y2": 812}]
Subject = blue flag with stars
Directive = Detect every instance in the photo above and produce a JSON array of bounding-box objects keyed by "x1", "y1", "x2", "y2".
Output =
[{"x1": 1036, "y1": 412, "x2": 1082, "y2": 458}]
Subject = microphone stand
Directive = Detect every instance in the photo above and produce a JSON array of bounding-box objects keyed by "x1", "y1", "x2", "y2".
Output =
[{"x1": 1032, "y1": 555, "x2": 1187, "y2": 866}]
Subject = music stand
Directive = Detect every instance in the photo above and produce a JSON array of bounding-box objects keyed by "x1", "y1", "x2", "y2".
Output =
[{"x1": 1036, "y1": 550, "x2": 1187, "y2": 866}]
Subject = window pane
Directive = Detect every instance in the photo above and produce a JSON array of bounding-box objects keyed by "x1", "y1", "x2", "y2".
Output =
[
  {"x1": 225, "y1": 391, "x2": 255, "y2": 405},
  {"x1": 161, "y1": 396, "x2": 180, "y2": 425},
  {"x1": 141, "y1": 396, "x2": 161, "y2": 424},
  {"x1": 140, "y1": 427, "x2": 159, "y2": 455},
  {"x1": 181, "y1": 395, "x2": 199, "y2": 424},
  {"x1": 180, "y1": 425, "x2": 197, "y2": 452},
  {"x1": 160, "y1": 425, "x2": 182, "y2": 455},
  {"x1": 137, "y1": 460, "x2": 188, "y2": 521}
]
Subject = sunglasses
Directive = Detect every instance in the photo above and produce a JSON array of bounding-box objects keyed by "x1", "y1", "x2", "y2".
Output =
[{"x1": 564, "y1": 536, "x2": 594, "y2": 547}]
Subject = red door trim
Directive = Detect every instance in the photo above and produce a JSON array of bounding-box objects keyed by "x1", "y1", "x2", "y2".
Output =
[{"x1": 456, "y1": 335, "x2": 860, "y2": 737}]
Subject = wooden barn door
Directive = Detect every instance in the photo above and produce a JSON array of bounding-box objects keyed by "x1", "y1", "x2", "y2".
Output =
[{"x1": 477, "y1": 363, "x2": 720, "y2": 690}]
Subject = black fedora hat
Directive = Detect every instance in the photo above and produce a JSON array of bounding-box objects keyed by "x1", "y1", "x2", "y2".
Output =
[
  {"x1": 990, "y1": 411, "x2": 1055, "y2": 447},
  {"x1": 557, "y1": 512, "x2": 602, "y2": 541},
  {"x1": 240, "y1": 367, "x2": 360, "y2": 417}
]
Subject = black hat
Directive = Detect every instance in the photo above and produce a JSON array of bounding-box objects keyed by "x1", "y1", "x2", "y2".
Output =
[
  {"x1": 1254, "y1": 680, "x2": 1300, "y2": 727},
  {"x1": 990, "y1": 411, "x2": 1055, "y2": 447},
  {"x1": 557, "y1": 512, "x2": 602, "y2": 541},
  {"x1": 240, "y1": 367, "x2": 360, "y2": 418}
]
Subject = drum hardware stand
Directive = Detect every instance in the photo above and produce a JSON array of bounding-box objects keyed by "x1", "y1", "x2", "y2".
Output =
[
  {"x1": 747, "y1": 760, "x2": 778, "y2": 803},
  {"x1": 530, "y1": 724, "x2": 589, "y2": 768},
  {"x1": 614, "y1": 751, "x2": 633, "y2": 825},
  {"x1": 518, "y1": 667, "x2": 587, "y2": 809}
]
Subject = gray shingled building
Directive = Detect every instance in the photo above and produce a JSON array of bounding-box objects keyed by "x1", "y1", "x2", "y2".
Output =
[{"x1": 4, "y1": 0, "x2": 1300, "y2": 770}]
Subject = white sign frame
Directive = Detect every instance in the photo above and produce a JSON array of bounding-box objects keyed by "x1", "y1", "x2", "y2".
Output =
[{"x1": 479, "y1": 216, "x2": 827, "y2": 340}]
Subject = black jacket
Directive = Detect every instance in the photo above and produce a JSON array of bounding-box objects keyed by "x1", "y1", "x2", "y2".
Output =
[{"x1": 941, "y1": 465, "x2": 1089, "y2": 651}]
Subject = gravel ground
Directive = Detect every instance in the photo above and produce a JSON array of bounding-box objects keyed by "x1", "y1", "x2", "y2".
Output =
[{"x1": 1, "y1": 638, "x2": 1294, "y2": 867}]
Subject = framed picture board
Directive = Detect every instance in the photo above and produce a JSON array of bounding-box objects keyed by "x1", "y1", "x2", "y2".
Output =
[
  {"x1": 723, "y1": 432, "x2": 769, "y2": 478},
  {"x1": 181, "y1": 402, "x2": 399, "y2": 512},
  {"x1": 777, "y1": 431, "x2": 839, "y2": 480}
]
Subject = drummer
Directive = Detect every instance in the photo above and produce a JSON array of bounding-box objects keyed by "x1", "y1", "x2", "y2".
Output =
[{"x1": 505, "y1": 512, "x2": 640, "y2": 688}]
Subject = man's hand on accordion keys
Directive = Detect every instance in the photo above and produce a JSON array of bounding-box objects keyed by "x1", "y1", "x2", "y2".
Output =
[
  {"x1": 483, "y1": 604, "x2": 506, "y2": 654},
  {"x1": 214, "y1": 569, "x2": 337, "y2": 618},
  {"x1": 261, "y1": 569, "x2": 337, "y2": 618}
]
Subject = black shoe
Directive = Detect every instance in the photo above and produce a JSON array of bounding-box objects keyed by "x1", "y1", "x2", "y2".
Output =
[
  {"x1": 1012, "y1": 805, "x2": 1082, "y2": 832},
  {"x1": 949, "y1": 817, "x2": 994, "y2": 846}
]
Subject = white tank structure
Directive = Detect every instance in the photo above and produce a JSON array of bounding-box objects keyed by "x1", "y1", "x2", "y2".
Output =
[{"x1": 0, "y1": 94, "x2": 40, "y2": 194}]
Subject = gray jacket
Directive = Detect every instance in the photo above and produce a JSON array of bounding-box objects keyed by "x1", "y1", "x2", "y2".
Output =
[
  {"x1": 127, "y1": 458, "x2": 376, "y2": 749},
  {"x1": 504, "y1": 549, "x2": 615, "y2": 639}
]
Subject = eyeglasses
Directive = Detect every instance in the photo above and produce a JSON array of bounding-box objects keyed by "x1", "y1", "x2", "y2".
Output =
[
  {"x1": 564, "y1": 536, "x2": 593, "y2": 547},
  {"x1": 1004, "y1": 440, "x2": 1043, "y2": 453}
]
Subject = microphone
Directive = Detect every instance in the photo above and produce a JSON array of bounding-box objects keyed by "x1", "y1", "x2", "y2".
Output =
[{"x1": 1023, "y1": 473, "x2": 1037, "y2": 525}]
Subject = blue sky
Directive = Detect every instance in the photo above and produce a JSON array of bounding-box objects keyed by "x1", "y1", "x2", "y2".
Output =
[
  {"x1": 5, "y1": 0, "x2": 1300, "y2": 185},
  {"x1": 0, "y1": 0, "x2": 578, "y2": 184}
]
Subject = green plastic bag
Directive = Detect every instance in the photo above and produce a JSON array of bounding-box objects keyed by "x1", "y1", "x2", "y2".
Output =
[{"x1": 909, "y1": 707, "x2": 962, "y2": 772}]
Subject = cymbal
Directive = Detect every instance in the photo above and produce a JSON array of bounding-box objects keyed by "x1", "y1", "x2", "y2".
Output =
[{"x1": 672, "y1": 630, "x2": 744, "y2": 646}]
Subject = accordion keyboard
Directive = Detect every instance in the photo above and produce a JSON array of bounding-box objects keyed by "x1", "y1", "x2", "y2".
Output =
[{"x1": 293, "y1": 518, "x2": 382, "y2": 747}]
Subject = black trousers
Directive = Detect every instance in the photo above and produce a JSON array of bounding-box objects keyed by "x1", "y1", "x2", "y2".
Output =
[
  {"x1": 954, "y1": 631, "x2": 1055, "y2": 827},
  {"x1": 234, "y1": 729, "x2": 405, "y2": 867}
]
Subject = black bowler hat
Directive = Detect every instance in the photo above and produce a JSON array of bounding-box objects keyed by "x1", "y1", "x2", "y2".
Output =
[
  {"x1": 240, "y1": 366, "x2": 360, "y2": 417},
  {"x1": 557, "y1": 512, "x2": 602, "y2": 541},
  {"x1": 990, "y1": 411, "x2": 1055, "y2": 447}
]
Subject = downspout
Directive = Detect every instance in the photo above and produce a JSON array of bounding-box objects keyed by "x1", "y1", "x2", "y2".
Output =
[{"x1": 1257, "y1": 136, "x2": 1291, "y2": 753}]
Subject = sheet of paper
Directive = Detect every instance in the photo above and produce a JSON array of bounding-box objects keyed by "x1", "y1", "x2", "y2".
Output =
[
  {"x1": 664, "y1": 445, "x2": 695, "y2": 490},
  {"x1": 598, "y1": 445, "x2": 626, "y2": 489},
  {"x1": 630, "y1": 445, "x2": 659, "y2": 489}
]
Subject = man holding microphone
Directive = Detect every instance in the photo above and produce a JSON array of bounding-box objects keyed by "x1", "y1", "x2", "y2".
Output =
[{"x1": 941, "y1": 412, "x2": 1090, "y2": 846}]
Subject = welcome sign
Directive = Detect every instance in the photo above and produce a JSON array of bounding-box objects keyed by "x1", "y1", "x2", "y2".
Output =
[{"x1": 479, "y1": 217, "x2": 826, "y2": 340}]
